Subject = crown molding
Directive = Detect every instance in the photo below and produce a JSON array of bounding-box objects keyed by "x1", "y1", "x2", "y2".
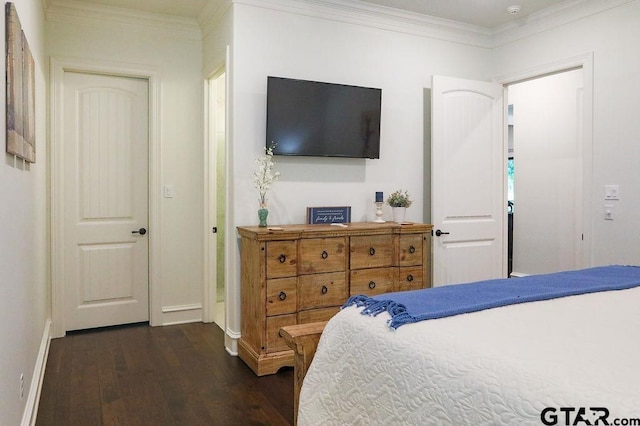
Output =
[
  {"x1": 44, "y1": 0, "x2": 202, "y2": 41},
  {"x1": 43, "y1": 0, "x2": 634, "y2": 48},
  {"x1": 234, "y1": 0, "x2": 493, "y2": 48},
  {"x1": 491, "y1": 0, "x2": 635, "y2": 47},
  {"x1": 234, "y1": 0, "x2": 634, "y2": 49}
]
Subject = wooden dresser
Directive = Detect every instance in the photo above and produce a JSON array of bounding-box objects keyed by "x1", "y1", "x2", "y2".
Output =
[{"x1": 236, "y1": 222, "x2": 433, "y2": 376}]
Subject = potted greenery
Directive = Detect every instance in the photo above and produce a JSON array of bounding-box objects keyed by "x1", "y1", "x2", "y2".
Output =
[{"x1": 386, "y1": 189, "x2": 412, "y2": 223}]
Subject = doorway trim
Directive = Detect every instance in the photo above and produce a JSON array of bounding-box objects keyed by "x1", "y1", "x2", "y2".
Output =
[
  {"x1": 50, "y1": 56, "x2": 162, "y2": 337},
  {"x1": 203, "y1": 67, "x2": 223, "y2": 325},
  {"x1": 494, "y1": 52, "x2": 594, "y2": 269}
]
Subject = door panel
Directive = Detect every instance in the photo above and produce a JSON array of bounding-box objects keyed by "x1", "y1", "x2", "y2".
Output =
[
  {"x1": 431, "y1": 75, "x2": 505, "y2": 287},
  {"x1": 63, "y1": 72, "x2": 149, "y2": 331},
  {"x1": 508, "y1": 69, "x2": 584, "y2": 275}
]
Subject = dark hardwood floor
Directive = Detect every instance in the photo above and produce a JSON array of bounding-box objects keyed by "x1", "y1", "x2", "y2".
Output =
[{"x1": 36, "y1": 322, "x2": 294, "y2": 425}]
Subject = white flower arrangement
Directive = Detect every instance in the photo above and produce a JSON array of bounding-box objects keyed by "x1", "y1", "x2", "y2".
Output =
[{"x1": 253, "y1": 143, "x2": 280, "y2": 206}]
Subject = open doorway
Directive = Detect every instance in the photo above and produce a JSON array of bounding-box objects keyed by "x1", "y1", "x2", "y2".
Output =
[
  {"x1": 506, "y1": 68, "x2": 585, "y2": 276},
  {"x1": 206, "y1": 71, "x2": 227, "y2": 329}
]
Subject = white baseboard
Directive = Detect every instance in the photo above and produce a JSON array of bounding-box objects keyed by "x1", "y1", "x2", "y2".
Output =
[
  {"x1": 22, "y1": 319, "x2": 52, "y2": 426},
  {"x1": 161, "y1": 303, "x2": 202, "y2": 325},
  {"x1": 510, "y1": 272, "x2": 531, "y2": 278},
  {"x1": 225, "y1": 328, "x2": 240, "y2": 356}
]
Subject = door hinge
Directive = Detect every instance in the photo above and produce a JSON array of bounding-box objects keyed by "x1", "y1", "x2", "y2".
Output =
[{"x1": 212, "y1": 227, "x2": 217, "y2": 234}]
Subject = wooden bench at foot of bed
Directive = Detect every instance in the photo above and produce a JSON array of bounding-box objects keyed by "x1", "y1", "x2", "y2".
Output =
[{"x1": 280, "y1": 321, "x2": 328, "y2": 426}]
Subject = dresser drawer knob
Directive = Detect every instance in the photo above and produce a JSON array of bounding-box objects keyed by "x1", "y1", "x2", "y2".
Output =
[
  {"x1": 369, "y1": 247, "x2": 376, "y2": 256},
  {"x1": 278, "y1": 291, "x2": 287, "y2": 301},
  {"x1": 406, "y1": 274, "x2": 414, "y2": 282},
  {"x1": 278, "y1": 254, "x2": 286, "y2": 263},
  {"x1": 321, "y1": 285, "x2": 328, "y2": 295},
  {"x1": 409, "y1": 245, "x2": 416, "y2": 254},
  {"x1": 321, "y1": 250, "x2": 328, "y2": 259},
  {"x1": 368, "y1": 281, "x2": 376, "y2": 290}
]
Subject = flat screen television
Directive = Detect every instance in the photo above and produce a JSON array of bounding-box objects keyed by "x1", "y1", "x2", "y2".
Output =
[{"x1": 266, "y1": 76, "x2": 381, "y2": 159}]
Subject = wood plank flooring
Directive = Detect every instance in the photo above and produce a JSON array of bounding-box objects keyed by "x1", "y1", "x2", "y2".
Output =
[{"x1": 36, "y1": 322, "x2": 294, "y2": 425}]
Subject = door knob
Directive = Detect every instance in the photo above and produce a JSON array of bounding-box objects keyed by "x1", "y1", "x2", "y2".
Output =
[
  {"x1": 434, "y1": 229, "x2": 450, "y2": 237},
  {"x1": 132, "y1": 228, "x2": 147, "y2": 235}
]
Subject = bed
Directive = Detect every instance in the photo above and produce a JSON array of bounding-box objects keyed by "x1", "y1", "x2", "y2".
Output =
[{"x1": 290, "y1": 266, "x2": 640, "y2": 425}]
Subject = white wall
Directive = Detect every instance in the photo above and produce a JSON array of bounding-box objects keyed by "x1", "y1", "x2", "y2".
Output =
[
  {"x1": 232, "y1": 5, "x2": 492, "y2": 225},
  {"x1": 46, "y1": 10, "x2": 206, "y2": 325},
  {"x1": 492, "y1": 0, "x2": 640, "y2": 266},
  {"x1": 224, "y1": 2, "x2": 493, "y2": 348},
  {"x1": 202, "y1": 3, "x2": 232, "y2": 77},
  {"x1": 0, "y1": 1, "x2": 49, "y2": 424}
]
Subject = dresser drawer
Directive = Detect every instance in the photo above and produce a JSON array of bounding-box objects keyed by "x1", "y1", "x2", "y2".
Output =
[
  {"x1": 299, "y1": 237, "x2": 347, "y2": 274},
  {"x1": 350, "y1": 234, "x2": 394, "y2": 270},
  {"x1": 298, "y1": 272, "x2": 347, "y2": 310},
  {"x1": 266, "y1": 278, "x2": 297, "y2": 316},
  {"x1": 396, "y1": 266, "x2": 424, "y2": 292},
  {"x1": 266, "y1": 314, "x2": 297, "y2": 353},
  {"x1": 350, "y1": 267, "x2": 395, "y2": 297},
  {"x1": 297, "y1": 306, "x2": 340, "y2": 324},
  {"x1": 398, "y1": 234, "x2": 424, "y2": 267},
  {"x1": 266, "y1": 241, "x2": 297, "y2": 278}
]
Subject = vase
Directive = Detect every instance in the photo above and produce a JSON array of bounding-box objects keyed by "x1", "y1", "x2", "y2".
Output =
[
  {"x1": 258, "y1": 204, "x2": 269, "y2": 227},
  {"x1": 392, "y1": 207, "x2": 406, "y2": 223}
]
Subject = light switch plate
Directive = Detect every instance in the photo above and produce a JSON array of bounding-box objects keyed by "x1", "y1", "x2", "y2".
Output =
[
  {"x1": 164, "y1": 185, "x2": 175, "y2": 198},
  {"x1": 604, "y1": 185, "x2": 619, "y2": 200}
]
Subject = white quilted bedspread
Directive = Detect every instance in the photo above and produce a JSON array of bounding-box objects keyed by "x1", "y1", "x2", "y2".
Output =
[{"x1": 298, "y1": 287, "x2": 640, "y2": 425}]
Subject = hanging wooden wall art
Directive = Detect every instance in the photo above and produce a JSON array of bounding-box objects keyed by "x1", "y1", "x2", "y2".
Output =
[{"x1": 5, "y1": 2, "x2": 36, "y2": 163}]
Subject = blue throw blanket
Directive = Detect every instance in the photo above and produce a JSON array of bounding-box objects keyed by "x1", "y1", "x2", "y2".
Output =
[{"x1": 344, "y1": 265, "x2": 640, "y2": 329}]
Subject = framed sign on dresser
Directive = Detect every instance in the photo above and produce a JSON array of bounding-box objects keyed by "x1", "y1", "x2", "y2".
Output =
[{"x1": 236, "y1": 222, "x2": 433, "y2": 376}]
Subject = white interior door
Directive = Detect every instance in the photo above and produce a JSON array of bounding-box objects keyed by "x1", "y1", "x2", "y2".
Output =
[
  {"x1": 431, "y1": 75, "x2": 506, "y2": 287},
  {"x1": 63, "y1": 71, "x2": 149, "y2": 331},
  {"x1": 509, "y1": 69, "x2": 584, "y2": 275}
]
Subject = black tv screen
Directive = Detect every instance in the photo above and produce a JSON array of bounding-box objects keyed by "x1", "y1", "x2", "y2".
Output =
[{"x1": 266, "y1": 77, "x2": 381, "y2": 159}]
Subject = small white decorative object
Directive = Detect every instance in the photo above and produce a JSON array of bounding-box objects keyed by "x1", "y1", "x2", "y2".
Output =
[
  {"x1": 374, "y1": 202, "x2": 385, "y2": 223},
  {"x1": 374, "y1": 191, "x2": 385, "y2": 223},
  {"x1": 392, "y1": 206, "x2": 406, "y2": 223}
]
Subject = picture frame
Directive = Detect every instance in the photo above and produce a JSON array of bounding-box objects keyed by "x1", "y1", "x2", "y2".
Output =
[{"x1": 307, "y1": 206, "x2": 351, "y2": 224}]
